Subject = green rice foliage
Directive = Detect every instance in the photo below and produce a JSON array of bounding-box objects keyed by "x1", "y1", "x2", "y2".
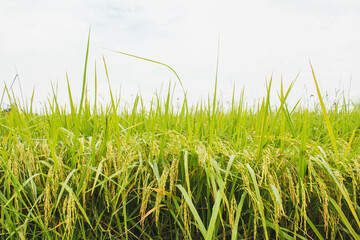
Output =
[{"x1": 1, "y1": 42, "x2": 360, "y2": 239}]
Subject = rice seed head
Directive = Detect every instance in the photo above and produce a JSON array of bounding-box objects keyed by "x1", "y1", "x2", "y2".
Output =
[
  {"x1": 318, "y1": 179, "x2": 330, "y2": 237},
  {"x1": 253, "y1": 209, "x2": 258, "y2": 240},
  {"x1": 65, "y1": 192, "x2": 76, "y2": 235},
  {"x1": 300, "y1": 181, "x2": 307, "y2": 232},
  {"x1": 58, "y1": 150, "x2": 66, "y2": 181},
  {"x1": 259, "y1": 150, "x2": 270, "y2": 185},
  {"x1": 293, "y1": 183, "x2": 301, "y2": 236},
  {"x1": 307, "y1": 156, "x2": 315, "y2": 192},
  {"x1": 196, "y1": 145, "x2": 207, "y2": 169},
  {"x1": 350, "y1": 172, "x2": 357, "y2": 204},
  {"x1": 354, "y1": 158, "x2": 360, "y2": 182},
  {"x1": 44, "y1": 177, "x2": 52, "y2": 227},
  {"x1": 82, "y1": 165, "x2": 91, "y2": 206},
  {"x1": 330, "y1": 211, "x2": 340, "y2": 240},
  {"x1": 11, "y1": 155, "x2": 19, "y2": 180},
  {"x1": 106, "y1": 141, "x2": 115, "y2": 162},
  {"x1": 62, "y1": 196, "x2": 68, "y2": 220},
  {"x1": 26, "y1": 148, "x2": 37, "y2": 172},
  {"x1": 285, "y1": 168, "x2": 296, "y2": 204},
  {"x1": 132, "y1": 150, "x2": 144, "y2": 188},
  {"x1": 18, "y1": 144, "x2": 25, "y2": 165},
  {"x1": 181, "y1": 197, "x2": 191, "y2": 239},
  {"x1": 238, "y1": 164, "x2": 250, "y2": 188},
  {"x1": 140, "y1": 179, "x2": 154, "y2": 227},
  {"x1": 169, "y1": 155, "x2": 180, "y2": 194},
  {"x1": 41, "y1": 142, "x2": 50, "y2": 158},
  {"x1": 155, "y1": 167, "x2": 169, "y2": 226},
  {"x1": 103, "y1": 159, "x2": 111, "y2": 211},
  {"x1": 229, "y1": 197, "x2": 237, "y2": 228}
]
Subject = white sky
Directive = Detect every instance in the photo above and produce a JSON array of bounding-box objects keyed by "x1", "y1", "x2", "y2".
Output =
[{"x1": 1, "y1": 0, "x2": 360, "y2": 110}]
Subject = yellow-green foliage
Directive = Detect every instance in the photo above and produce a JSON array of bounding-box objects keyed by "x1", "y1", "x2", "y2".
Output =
[
  {"x1": 1, "y1": 82, "x2": 360, "y2": 239},
  {"x1": 0, "y1": 37, "x2": 359, "y2": 239}
]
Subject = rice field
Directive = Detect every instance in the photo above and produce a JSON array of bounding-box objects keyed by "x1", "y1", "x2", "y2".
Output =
[{"x1": 1, "y1": 38, "x2": 360, "y2": 239}]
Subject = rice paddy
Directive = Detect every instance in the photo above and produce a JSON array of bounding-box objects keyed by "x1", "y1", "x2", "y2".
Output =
[{"x1": 1, "y1": 37, "x2": 360, "y2": 239}]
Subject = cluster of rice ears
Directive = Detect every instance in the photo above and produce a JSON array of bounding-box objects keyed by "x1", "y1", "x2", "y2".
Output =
[{"x1": 1, "y1": 35, "x2": 360, "y2": 239}]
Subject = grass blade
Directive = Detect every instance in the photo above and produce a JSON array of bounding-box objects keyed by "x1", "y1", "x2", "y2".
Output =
[
  {"x1": 329, "y1": 197, "x2": 360, "y2": 239},
  {"x1": 176, "y1": 185, "x2": 207, "y2": 238},
  {"x1": 310, "y1": 62, "x2": 338, "y2": 159},
  {"x1": 231, "y1": 192, "x2": 247, "y2": 240},
  {"x1": 78, "y1": 28, "x2": 91, "y2": 115}
]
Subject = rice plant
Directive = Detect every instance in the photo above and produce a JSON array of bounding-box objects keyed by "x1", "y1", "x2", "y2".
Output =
[{"x1": 0, "y1": 35, "x2": 360, "y2": 239}]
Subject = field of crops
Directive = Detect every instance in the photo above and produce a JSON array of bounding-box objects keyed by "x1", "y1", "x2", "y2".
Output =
[{"x1": 1, "y1": 41, "x2": 360, "y2": 239}]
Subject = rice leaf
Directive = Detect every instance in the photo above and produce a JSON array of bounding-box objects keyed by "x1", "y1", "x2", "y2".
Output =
[
  {"x1": 310, "y1": 62, "x2": 339, "y2": 159},
  {"x1": 231, "y1": 192, "x2": 247, "y2": 240},
  {"x1": 329, "y1": 197, "x2": 360, "y2": 239},
  {"x1": 176, "y1": 184, "x2": 207, "y2": 238},
  {"x1": 78, "y1": 28, "x2": 91, "y2": 115},
  {"x1": 270, "y1": 184, "x2": 284, "y2": 213}
]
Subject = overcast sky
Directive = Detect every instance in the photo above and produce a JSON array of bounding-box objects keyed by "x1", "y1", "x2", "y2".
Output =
[{"x1": 1, "y1": 0, "x2": 360, "y2": 110}]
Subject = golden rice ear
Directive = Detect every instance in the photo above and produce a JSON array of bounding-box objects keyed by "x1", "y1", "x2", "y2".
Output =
[
  {"x1": 140, "y1": 179, "x2": 155, "y2": 227},
  {"x1": 155, "y1": 168, "x2": 169, "y2": 226}
]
